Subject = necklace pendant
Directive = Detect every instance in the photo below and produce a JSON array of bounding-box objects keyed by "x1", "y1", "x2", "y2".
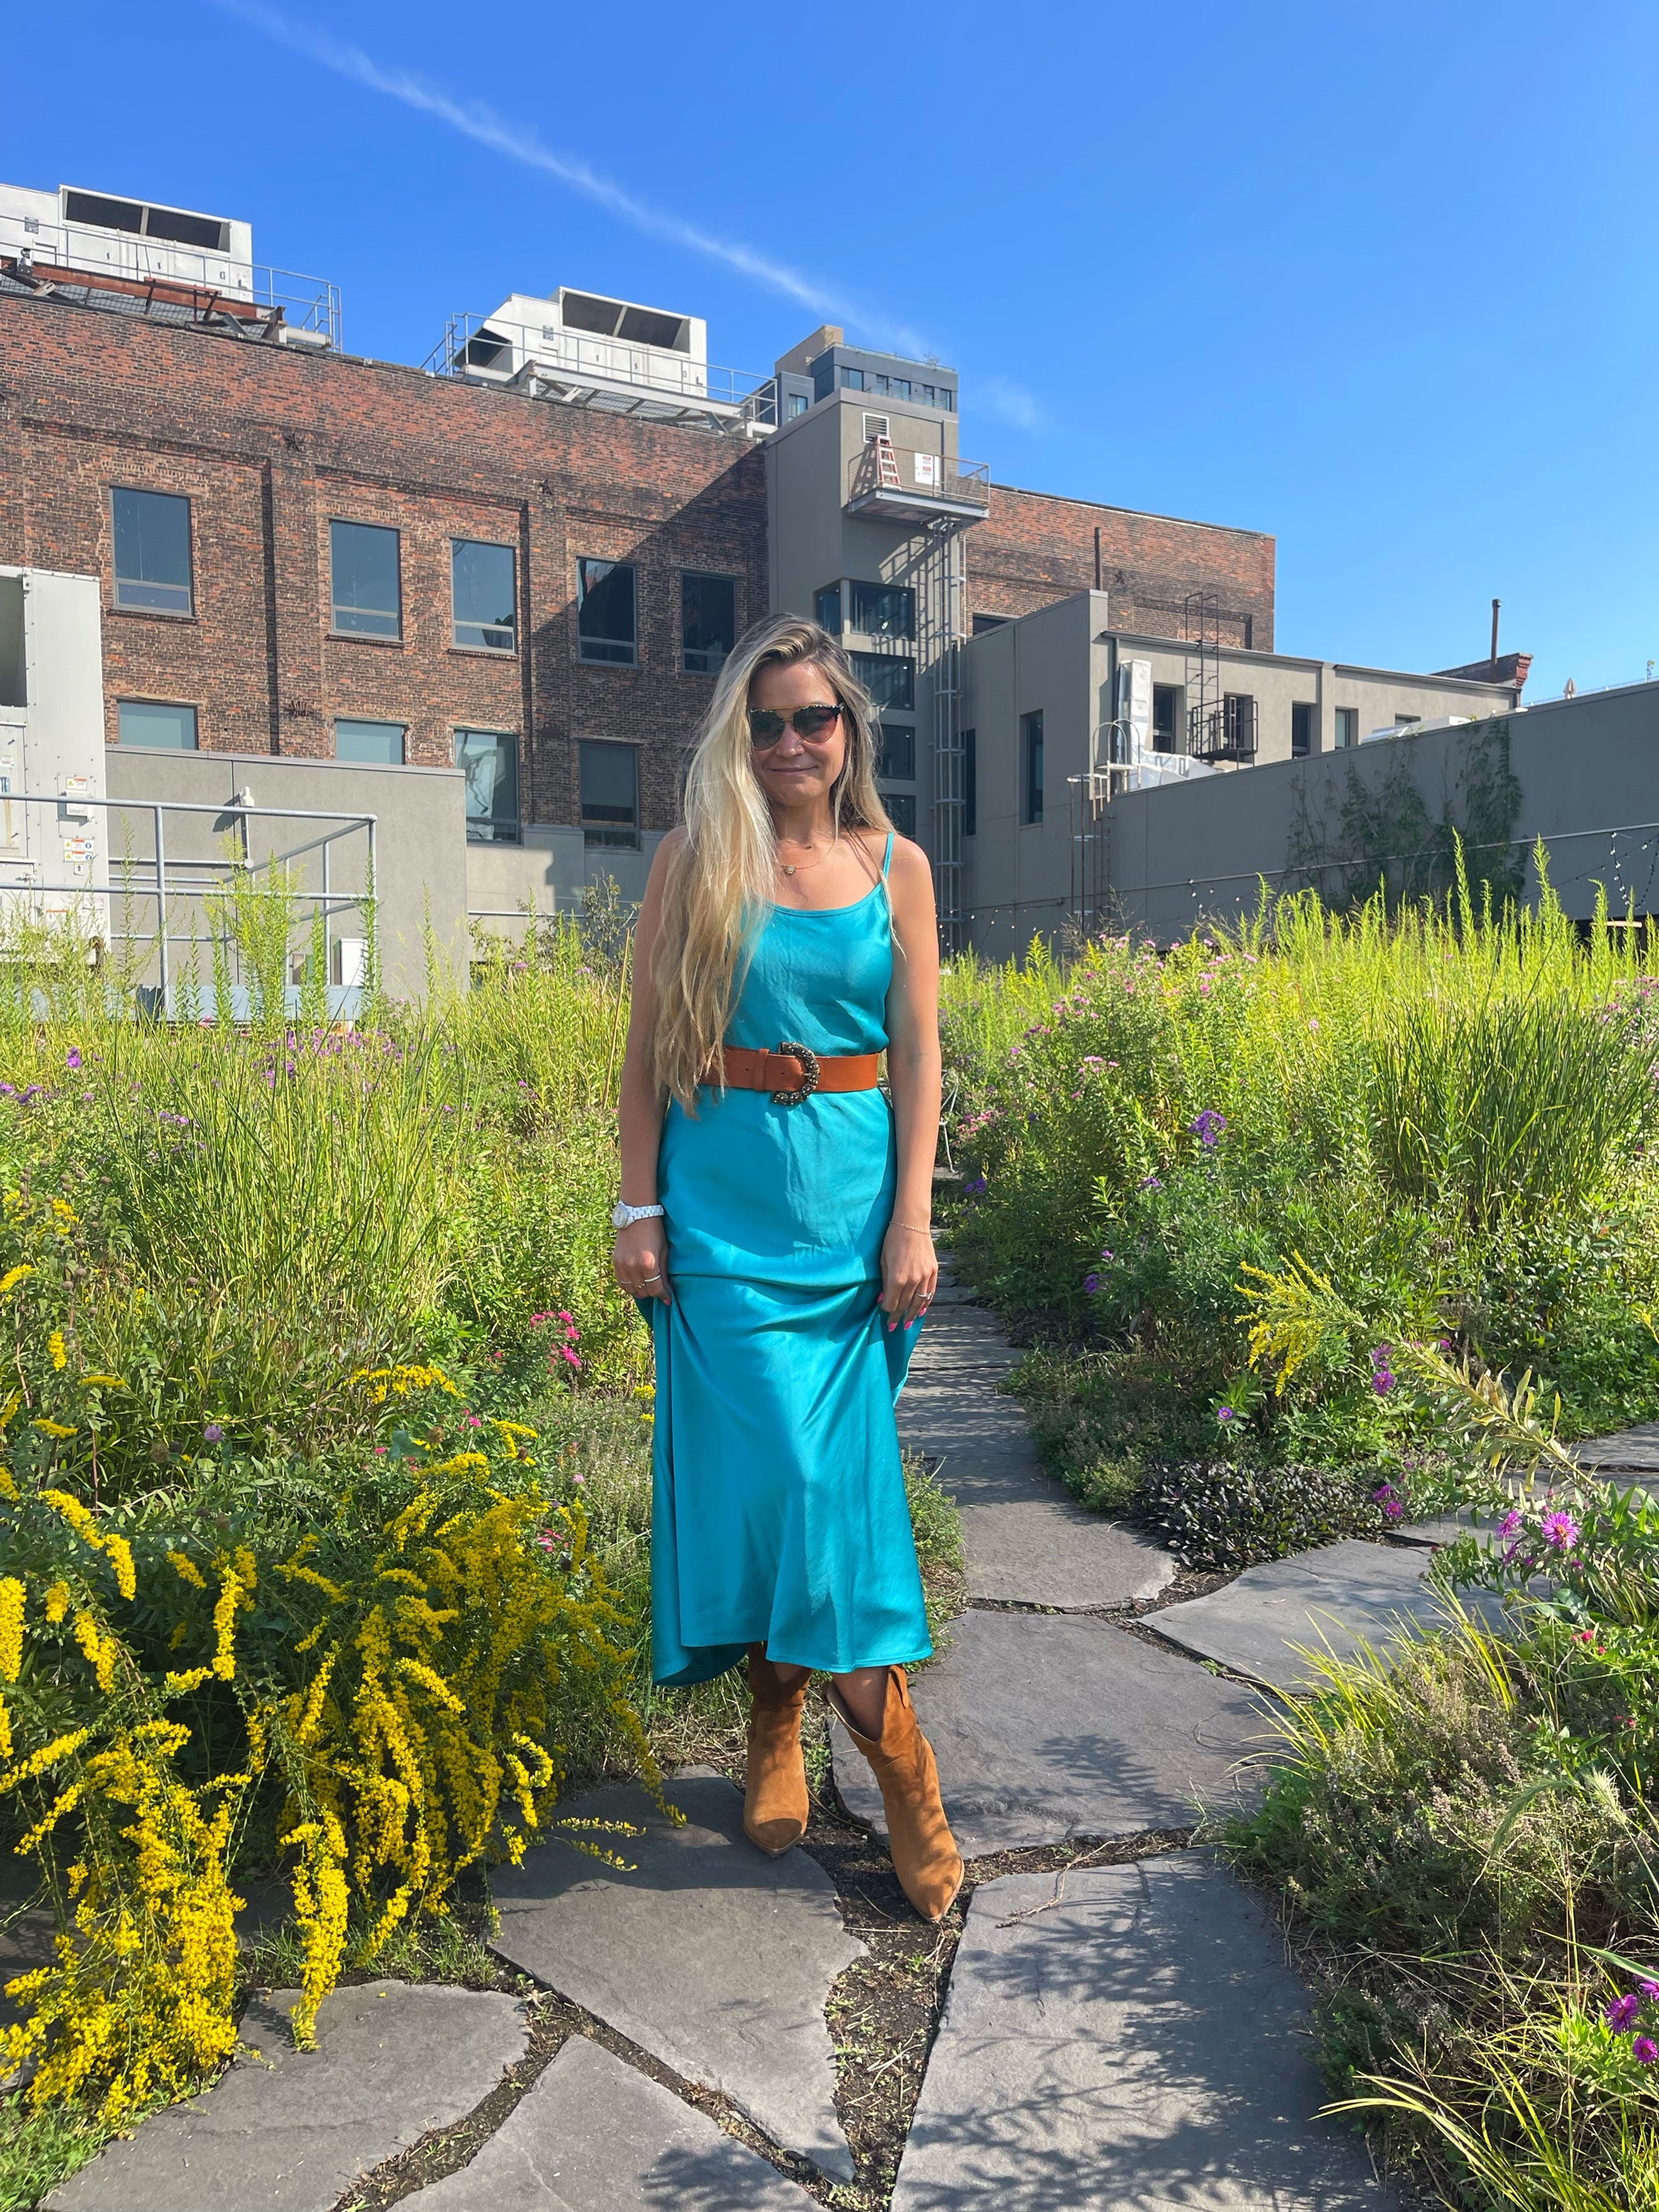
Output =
[{"x1": 782, "y1": 863, "x2": 796, "y2": 876}]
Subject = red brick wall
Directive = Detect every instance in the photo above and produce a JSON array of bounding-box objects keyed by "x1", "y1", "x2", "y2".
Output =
[
  {"x1": 968, "y1": 484, "x2": 1275, "y2": 651},
  {"x1": 0, "y1": 295, "x2": 769, "y2": 832}
]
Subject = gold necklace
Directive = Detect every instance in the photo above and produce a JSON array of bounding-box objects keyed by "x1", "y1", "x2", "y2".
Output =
[{"x1": 776, "y1": 839, "x2": 833, "y2": 878}]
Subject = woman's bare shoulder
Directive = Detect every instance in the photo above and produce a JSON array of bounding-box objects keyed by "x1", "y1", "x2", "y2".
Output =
[{"x1": 884, "y1": 834, "x2": 935, "y2": 892}]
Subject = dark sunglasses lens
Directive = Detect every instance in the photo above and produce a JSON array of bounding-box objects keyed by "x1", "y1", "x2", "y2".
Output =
[
  {"x1": 748, "y1": 712, "x2": 786, "y2": 746},
  {"x1": 794, "y1": 706, "x2": 842, "y2": 737}
]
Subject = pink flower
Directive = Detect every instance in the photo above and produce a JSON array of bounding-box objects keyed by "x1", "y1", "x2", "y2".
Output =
[{"x1": 1541, "y1": 1510, "x2": 1580, "y2": 1552}]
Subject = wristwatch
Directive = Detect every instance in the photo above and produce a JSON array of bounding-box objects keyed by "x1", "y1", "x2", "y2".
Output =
[{"x1": 611, "y1": 1201, "x2": 665, "y2": 1229}]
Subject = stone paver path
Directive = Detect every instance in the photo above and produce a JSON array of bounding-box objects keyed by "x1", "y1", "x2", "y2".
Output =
[
  {"x1": 489, "y1": 1768, "x2": 860, "y2": 2179},
  {"x1": 47, "y1": 1981, "x2": 530, "y2": 2212},
  {"x1": 1574, "y1": 1421, "x2": 1659, "y2": 1486},
  {"x1": 1149, "y1": 1538, "x2": 1503, "y2": 1694},
  {"x1": 60, "y1": 1288, "x2": 1643, "y2": 2210},
  {"x1": 890, "y1": 1856, "x2": 1392, "y2": 2210},
  {"x1": 901, "y1": 1307, "x2": 1174, "y2": 1608},
  {"x1": 831, "y1": 1606, "x2": 1268, "y2": 1853},
  {"x1": 412, "y1": 2035, "x2": 818, "y2": 2210}
]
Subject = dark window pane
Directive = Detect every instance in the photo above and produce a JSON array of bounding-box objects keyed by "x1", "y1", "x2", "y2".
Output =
[
  {"x1": 875, "y1": 722, "x2": 915, "y2": 781},
  {"x1": 971, "y1": 612, "x2": 1008, "y2": 636},
  {"x1": 580, "y1": 739, "x2": 640, "y2": 848},
  {"x1": 681, "y1": 572, "x2": 736, "y2": 675},
  {"x1": 144, "y1": 206, "x2": 226, "y2": 250},
  {"x1": 786, "y1": 392, "x2": 808, "y2": 420},
  {"x1": 1292, "y1": 702, "x2": 1315, "y2": 758},
  {"x1": 883, "y1": 791, "x2": 916, "y2": 837},
  {"x1": 577, "y1": 558, "x2": 637, "y2": 666},
  {"x1": 452, "y1": 541, "x2": 516, "y2": 652},
  {"x1": 839, "y1": 367, "x2": 866, "y2": 391},
  {"x1": 814, "y1": 585, "x2": 842, "y2": 634},
  {"x1": 1152, "y1": 683, "x2": 1180, "y2": 753},
  {"x1": 850, "y1": 652, "x2": 914, "y2": 712},
  {"x1": 66, "y1": 191, "x2": 144, "y2": 232},
  {"x1": 848, "y1": 580, "x2": 915, "y2": 638},
  {"x1": 1022, "y1": 710, "x2": 1044, "y2": 824},
  {"x1": 330, "y1": 520, "x2": 401, "y2": 639},
  {"x1": 335, "y1": 719, "x2": 406, "y2": 765},
  {"x1": 456, "y1": 730, "x2": 520, "y2": 843},
  {"x1": 118, "y1": 699, "x2": 197, "y2": 750},
  {"x1": 964, "y1": 727, "x2": 976, "y2": 837},
  {"x1": 1335, "y1": 707, "x2": 1360, "y2": 748},
  {"x1": 111, "y1": 487, "x2": 192, "y2": 614}
]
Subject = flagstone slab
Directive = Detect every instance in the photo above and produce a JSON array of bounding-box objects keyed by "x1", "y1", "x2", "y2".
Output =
[
  {"x1": 891, "y1": 1855, "x2": 1394, "y2": 2210},
  {"x1": 413, "y1": 2034, "x2": 819, "y2": 2210},
  {"x1": 832, "y1": 1608, "x2": 1270, "y2": 1855},
  {"x1": 902, "y1": 1319, "x2": 1174, "y2": 1610},
  {"x1": 1148, "y1": 1539, "x2": 1503, "y2": 1693},
  {"x1": 47, "y1": 1981, "x2": 531, "y2": 2212},
  {"x1": 488, "y1": 1770, "x2": 860, "y2": 2179},
  {"x1": 1573, "y1": 1423, "x2": 1659, "y2": 1484}
]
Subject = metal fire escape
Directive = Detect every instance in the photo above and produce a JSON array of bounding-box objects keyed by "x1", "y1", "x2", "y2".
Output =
[{"x1": 1183, "y1": 590, "x2": 1222, "y2": 759}]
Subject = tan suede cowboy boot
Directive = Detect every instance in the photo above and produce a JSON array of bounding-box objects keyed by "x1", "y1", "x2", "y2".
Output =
[
  {"x1": 833, "y1": 1667, "x2": 963, "y2": 1922},
  {"x1": 743, "y1": 1645, "x2": 810, "y2": 1855}
]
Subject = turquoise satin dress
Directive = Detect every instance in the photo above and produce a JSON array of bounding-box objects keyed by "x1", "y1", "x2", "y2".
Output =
[{"x1": 648, "y1": 834, "x2": 930, "y2": 1687}]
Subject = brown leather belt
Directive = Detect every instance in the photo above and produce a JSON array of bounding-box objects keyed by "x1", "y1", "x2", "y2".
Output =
[{"x1": 704, "y1": 1042, "x2": 881, "y2": 1106}]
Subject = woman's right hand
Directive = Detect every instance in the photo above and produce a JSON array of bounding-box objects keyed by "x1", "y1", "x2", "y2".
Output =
[{"x1": 614, "y1": 1218, "x2": 671, "y2": 1304}]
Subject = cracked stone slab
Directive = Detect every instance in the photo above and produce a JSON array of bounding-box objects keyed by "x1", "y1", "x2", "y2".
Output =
[
  {"x1": 832, "y1": 1608, "x2": 1271, "y2": 1855},
  {"x1": 47, "y1": 1981, "x2": 531, "y2": 2212},
  {"x1": 892, "y1": 1855, "x2": 1394, "y2": 2210},
  {"x1": 1148, "y1": 1539, "x2": 1506, "y2": 1694},
  {"x1": 901, "y1": 1324, "x2": 1173, "y2": 1611},
  {"x1": 907, "y1": 1306, "x2": 1023, "y2": 1373},
  {"x1": 489, "y1": 1770, "x2": 860, "y2": 2179},
  {"x1": 414, "y1": 2033, "x2": 819, "y2": 2210},
  {"x1": 1573, "y1": 1422, "x2": 1659, "y2": 1482}
]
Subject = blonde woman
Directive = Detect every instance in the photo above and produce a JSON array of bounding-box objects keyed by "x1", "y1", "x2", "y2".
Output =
[{"x1": 612, "y1": 613, "x2": 962, "y2": 1923}]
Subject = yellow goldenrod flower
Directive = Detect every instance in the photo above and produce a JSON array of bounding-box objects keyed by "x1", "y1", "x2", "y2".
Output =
[
  {"x1": 0, "y1": 1466, "x2": 16, "y2": 1501},
  {"x1": 47, "y1": 1331, "x2": 67, "y2": 1371},
  {"x1": 104, "y1": 1534, "x2": 136, "y2": 1603},
  {"x1": 44, "y1": 1581, "x2": 69, "y2": 1625},
  {"x1": 32, "y1": 1418, "x2": 77, "y2": 1440},
  {"x1": 0, "y1": 1578, "x2": 23, "y2": 1683},
  {"x1": 168, "y1": 1552, "x2": 207, "y2": 1590},
  {"x1": 0, "y1": 1264, "x2": 32, "y2": 1296}
]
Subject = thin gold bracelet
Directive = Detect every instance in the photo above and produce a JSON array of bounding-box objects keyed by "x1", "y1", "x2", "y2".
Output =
[{"x1": 893, "y1": 1222, "x2": 934, "y2": 1234}]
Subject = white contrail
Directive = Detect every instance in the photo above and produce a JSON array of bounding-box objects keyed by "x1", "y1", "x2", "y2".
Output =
[{"x1": 212, "y1": 0, "x2": 927, "y2": 350}]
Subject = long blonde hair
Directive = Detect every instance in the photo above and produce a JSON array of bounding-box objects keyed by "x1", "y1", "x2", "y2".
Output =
[{"x1": 653, "y1": 613, "x2": 893, "y2": 1108}]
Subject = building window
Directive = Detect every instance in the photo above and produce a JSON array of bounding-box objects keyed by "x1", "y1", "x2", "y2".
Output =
[
  {"x1": 964, "y1": 727, "x2": 976, "y2": 838},
  {"x1": 580, "y1": 739, "x2": 640, "y2": 848},
  {"x1": 850, "y1": 653, "x2": 915, "y2": 713},
  {"x1": 1021, "y1": 710, "x2": 1044, "y2": 824},
  {"x1": 875, "y1": 722, "x2": 915, "y2": 781},
  {"x1": 451, "y1": 540, "x2": 516, "y2": 653},
  {"x1": 848, "y1": 580, "x2": 915, "y2": 639},
  {"x1": 456, "y1": 730, "x2": 520, "y2": 843},
  {"x1": 334, "y1": 719, "x2": 406, "y2": 765},
  {"x1": 971, "y1": 613, "x2": 1008, "y2": 636},
  {"x1": 839, "y1": 367, "x2": 867, "y2": 391},
  {"x1": 577, "y1": 558, "x2": 637, "y2": 667},
  {"x1": 118, "y1": 698, "x2": 197, "y2": 750},
  {"x1": 1335, "y1": 707, "x2": 1360, "y2": 748},
  {"x1": 681, "y1": 572, "x2": 737, "y2": 676},
  {"x1": 1152, "y1": 684, "x2": 1181, "y2": 754},
  {"x1": 1394, "y1": 711, "x2": 1422, "y2": 728},
  {"x1": 1292, "y1": 702, "x2": 1316, "y2": 759},
  {"x1": 814, "y1": 585, "x2": 843, "y2": 634},
  {"x1": 1223, "y1": 694, "x2": 1259, "y2": 757},
  {"x1": 111, "y1": 488, "x2": 193, "y2": 615},
  {"x1": 883, "y1": 792, "x2": 916, "y2": 837},
  {"x1": 330, "y1": 520, "x2": 401, "y2": 639},
  {"x1": 786, "y1": 392, "x2": 808, "y2": 420}
]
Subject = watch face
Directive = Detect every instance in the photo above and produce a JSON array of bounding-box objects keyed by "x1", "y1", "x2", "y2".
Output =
[{"x1": 611, "y1": 1203, "x2": 630, "y2": 1228}]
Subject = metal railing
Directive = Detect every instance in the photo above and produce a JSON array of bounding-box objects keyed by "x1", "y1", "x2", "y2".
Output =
[
  {"x1": 422, "y1": 310, "x2": 773, "y2": 419},
  {"x1": 0, "y1": 791, "x2": 375, "y2": 1008},
  {"x1": 846, "y1": 443, "x2": 991, "y2": 511},
  {"x1": 0, "y1": 210, "x2": 341, "y2": 346}
]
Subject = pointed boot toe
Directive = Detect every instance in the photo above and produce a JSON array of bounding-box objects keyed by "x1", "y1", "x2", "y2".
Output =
[{"x1": 743, "y1": 1646, "x2": 810, "y2": 1855}]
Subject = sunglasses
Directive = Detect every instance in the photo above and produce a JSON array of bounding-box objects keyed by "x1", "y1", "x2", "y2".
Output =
[{"x1": 748, "y1": 703, "x2": 844, "y2": 748}]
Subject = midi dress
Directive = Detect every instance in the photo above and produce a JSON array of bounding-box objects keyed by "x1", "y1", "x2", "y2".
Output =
[{"x1": 647, "y1": 834, "x2": 931, "y2": 1687}]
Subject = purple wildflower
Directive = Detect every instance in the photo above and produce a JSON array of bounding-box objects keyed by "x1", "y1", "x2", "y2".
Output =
[
  {"x1": 1637, "y1": 2037, "x2": 1659, "y2": 2065},
  {"x1": 66, "y1": 1048, "x2": 81, "y2": 1071},
  {"x1": 1497, "y1": 1508, "x2": 1524, "y2": 1539},
  {"x1": 1100, "y1": 1248, "x2": 1114, "y2": 1263},
  {"x1": 1608, "y1": 1992, "x2": 1642, "y2": 2034},
  {"x1": 1083, "y1": 1273, "x2": 1101, "y2": 1295},
  {"x1": 1642, "y1": 1980, "x2": 1659, "y2": 2001},
  {"x1": 1217, "y1": 1407, "x2": 1236, "y2": 1423},
  {"x1": 1380, "y1": 1495, "x2": 1404, "y2": 1521},
  {"x1": 1188, "y1": 1109, "x2": 1228, "y2": 1148},
  {"x1": 965, "y1": 1175, "x2": 987, "y2": 1196},
  {"x1": 1140, "y1": 1174, "x2": 1163, "y2": 1190},
  {"x1": 1372, "y1": 1369, "x2": 1395, "y2": 1395},
  {"x1": 1541, "y1": 1510, "x2": 1580, "y2": 1553},
  {"x1": 202, "y1": 1423, "x2": 224, "y2": 1444}
]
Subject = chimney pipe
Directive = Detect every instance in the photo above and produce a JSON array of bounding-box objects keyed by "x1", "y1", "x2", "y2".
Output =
[
  {"x1": 1094, "y1": 527, "x2": 1102, "y2": 592},
  {"x1": 1490, "y1": 598, "x2": 1501, "y2": 666}
]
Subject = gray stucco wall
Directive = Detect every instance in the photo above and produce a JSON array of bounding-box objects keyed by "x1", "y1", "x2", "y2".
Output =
[
  {"x1": 1103, "y1": 682, "x2": 1659, "y2": 940},
  {"x1": 104, "y1": 745, "x2": 469, "y2": 999}
]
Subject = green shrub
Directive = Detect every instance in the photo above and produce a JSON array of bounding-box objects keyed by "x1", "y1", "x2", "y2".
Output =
[{"x1": 1140, "y1": 1460, "x2": 1392, "y2": 1572}]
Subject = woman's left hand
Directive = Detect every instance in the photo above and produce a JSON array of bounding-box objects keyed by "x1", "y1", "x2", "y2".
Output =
[{"x1": 880, "y1": 1221, "x2": 937, "y2": 1333}]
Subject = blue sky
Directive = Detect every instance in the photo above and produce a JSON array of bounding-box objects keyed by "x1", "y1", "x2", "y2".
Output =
[{"x1": 8, "y1": 0, "x2": 1656, "y2": 695}]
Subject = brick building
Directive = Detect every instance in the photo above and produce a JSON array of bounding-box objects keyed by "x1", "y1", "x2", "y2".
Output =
[{"x1": 0, "y1": 177, "x2": 1517, "y2": 954}]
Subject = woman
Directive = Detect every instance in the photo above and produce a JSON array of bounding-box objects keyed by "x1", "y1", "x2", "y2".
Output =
[{"x1": 611, "y1": 612, "x2": 962, "y2": 1923}]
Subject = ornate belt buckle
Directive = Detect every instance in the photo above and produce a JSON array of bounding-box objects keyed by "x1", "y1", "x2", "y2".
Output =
[{"x1": 771, "y1": 1039, "x2": 820, "y2": 1106}]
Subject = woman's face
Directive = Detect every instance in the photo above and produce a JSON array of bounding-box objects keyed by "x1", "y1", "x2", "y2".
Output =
[{"x1": 747, "y1": 659, "x2": 849, "y2": 816}]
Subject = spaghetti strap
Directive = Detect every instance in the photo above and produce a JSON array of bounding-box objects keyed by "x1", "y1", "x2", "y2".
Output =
[{"x1": 881, "y1": 831, "x2": 894, "y2": 880}]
